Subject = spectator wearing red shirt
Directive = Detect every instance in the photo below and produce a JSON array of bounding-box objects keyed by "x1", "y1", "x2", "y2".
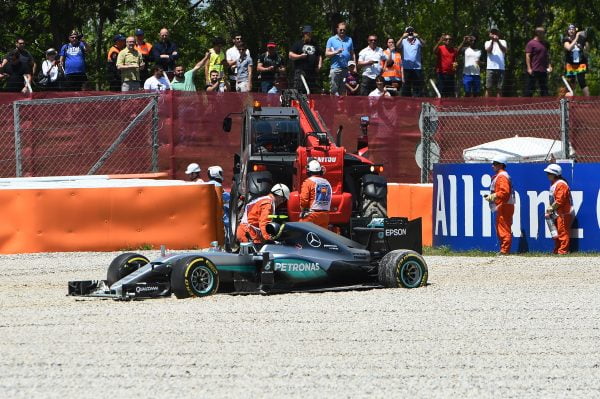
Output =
[
  {"x1": 433, "y1": 34, "x2": 458, "y2": 97},
  {"x1": 525, "y1": 27, "x2": 552, "y2": 97}
]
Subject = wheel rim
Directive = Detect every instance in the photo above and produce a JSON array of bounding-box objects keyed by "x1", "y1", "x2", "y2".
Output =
[
  {"x1": 400, "y1": 260, "x2": 423, "y2": 287},
  {"x1": 190, "y1": 266, "x2": 214, "y2": 294}
]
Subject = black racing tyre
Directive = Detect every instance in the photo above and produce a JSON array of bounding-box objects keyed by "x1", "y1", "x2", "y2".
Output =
[
  {"x1": 107, "y1": 253, "x2": 149, "y2": 286},
  {"x1": 170, "y1": 256, "x2": 220, "y2": 299},
  {"x1": 378, "y1": 250, "x2": 428, "y2": 289}
]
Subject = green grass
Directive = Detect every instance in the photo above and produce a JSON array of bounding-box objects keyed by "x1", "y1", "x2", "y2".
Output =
[
  {"x1": 119, "y1": 243, "x2": 155, "y2": 251},
  {"x1": 423, "y1": 246, "x2": 600, "y2": 257}
]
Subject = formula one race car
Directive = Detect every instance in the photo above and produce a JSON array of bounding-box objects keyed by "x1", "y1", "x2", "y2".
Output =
[{"x1": 68, "y1": 217, "x2": 427, "y2": 300}]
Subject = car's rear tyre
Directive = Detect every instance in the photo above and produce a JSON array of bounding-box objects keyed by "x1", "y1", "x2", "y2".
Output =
[
  {"x1": 170, "y1": 256, "x2": 220, "y2": 299},
  {"x1": 378, "y1": 250, "x2": 428, "y2": 289},
  {"x1": 107, "y1": 253, "x2": 149, "y2": 286}
]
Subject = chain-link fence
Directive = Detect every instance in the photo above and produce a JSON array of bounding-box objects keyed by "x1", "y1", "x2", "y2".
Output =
[
  {"x1": 0, "y1": 104, "x2": 15, "y2": 175},
  {"x1": 3, "y1": 93, "x2": 159, "y2": 178},
  {"x1": 567, "y1": 98, "x2": 600, "y2": 163},
  {"x1": 417, "y1": 98, "x2": 600, "y2": 182}
]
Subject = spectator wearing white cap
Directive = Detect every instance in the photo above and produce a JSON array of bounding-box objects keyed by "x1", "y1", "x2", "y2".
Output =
[
  {"x1": 39, "y1": 48, "x2": 61, "y2": 90},
  {"x1": 344, "y1": 61, "x2": 360, "y2": 95}
]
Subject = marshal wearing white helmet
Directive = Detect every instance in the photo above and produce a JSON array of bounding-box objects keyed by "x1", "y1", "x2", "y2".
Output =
[
  {"x1": 544, "y1": 163, "x2": 573, "y2": 254},
  {"x1": 300, "y1": 160, "x2": 332, "y2": 228},
  {"x1": 207, "y1": 165, "x2": 224, "y2": 183},
  {"x1": 236, "y1": 183, "x2": 290, "y2": 244},
  {"x1": 185, "y1": 162, "x2": 203, "y2": 182},
  {"x1": 484, "y1": 154, "x2": 515, "y2": 254}
]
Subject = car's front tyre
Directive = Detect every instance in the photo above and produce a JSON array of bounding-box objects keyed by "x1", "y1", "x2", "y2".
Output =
[
  {"x1": 378, "y1": 250, "x2": 428, "y2": 289},
  {"x1": 170, "y1": 256, "x2": 220, "y2": 299}
]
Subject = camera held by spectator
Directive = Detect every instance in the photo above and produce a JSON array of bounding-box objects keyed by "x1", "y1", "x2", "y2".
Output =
[{"x1": 405, "y1": 26, "x2": 415, "y2": 38}]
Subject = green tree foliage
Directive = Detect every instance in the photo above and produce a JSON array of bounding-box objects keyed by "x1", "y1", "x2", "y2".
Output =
[{"x1": 1, "y1": 0, "x2": 599, "y2": 94}]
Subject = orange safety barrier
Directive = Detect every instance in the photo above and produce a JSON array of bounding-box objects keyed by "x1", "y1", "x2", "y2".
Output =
[
  {"x1": 0, "y1": 183, "x2": 224, "y2": 254},
  {"x1": 387, "y1": 183, "x2": 433, "y2": 246}
]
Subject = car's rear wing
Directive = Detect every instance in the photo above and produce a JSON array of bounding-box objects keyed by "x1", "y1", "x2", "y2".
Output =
[{"x1": 350, "y1": 217, "x2": 423, "y2": 255}]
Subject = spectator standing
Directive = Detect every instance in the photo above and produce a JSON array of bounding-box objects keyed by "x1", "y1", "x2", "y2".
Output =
[
  {"x1": 151, "y1": 28, "x2": 178, "y2": 78},
  {"x1": 398, "y1": 26, "x2": 425, "y2": 97},
  {"x1": 257, "y1": 42, "x2": 285, "y2": 93},
  {"x1": 1, "y1": 38, "x2": 36, "y2": 75},
  {"x1": 289, "y1": 25, "x2": 322, "y2": 94},
  {"x1": 39, "y1": 48, "x2": 61, "y2": 90},
  {"x1": 357, "y1": 34, "x2": 385, "y2": 95},
  {"x1": 325, "y1": 22, "x2": 355, "y2": 95},
  {"x1": 563, "y1": 24, "x2": 590, "y2": 96},
  {"x1": 434, "y1": 34, "x2": 458, "y2": 97},
  {"x1": 59, "y1": 30, "x2": 90, "y2": 91},
  {"x1": 226, "y1": 33, "x2": 250, "y2": 91},
  {"x1": 525, "y1": 27, "x2": 552, "y2": 97},
  {"x1": 368, "y1": 76, "x2": 391, "y2": 97},
  {"x1": 107, "y1": 34, "x2": 126, "y2": 91},
  {"x1": 134, "y1": 29, "x2": 153, "y2": 83},
  {"x1": 171, "y1": 52, "x2": 210, "y2": 92},
  {"x1": 344, "y1": 61, "x2": 360, "y2": 95},
  {"x1": 484, "y1": 28, "x2": 507, "y2": 97},
  {"x1": 235, "y1": 43, "x2": 253, "y2": 92},
  {"x1": 381, "y1": 37, "x2": 402, "y2": 86},
  {"x1": 0, "y1": 50, "x2": 32, "y2": 93},
  {"x1": 206, "y1": 37, "x2": 227, "y2": 84},
  {"x1": 462, "y1": 35, "x2": 482, "y2": 97},
  {"x1": 205, "y1": 70, "x2": 229, "y2": 92},
  {"x1": 116, "y1": 36, "x2": 144, "y2": 92},
  {"x1": 484, "y1": 155, "x2": 515, "y2": 255},
  {"x1": 144, "y1": 65, "x2": 170, "y2": 92}
]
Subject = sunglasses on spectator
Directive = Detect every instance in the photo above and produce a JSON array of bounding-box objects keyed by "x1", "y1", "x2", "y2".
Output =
[
  {"x1": 368, "y1": 39, "x2": 377, "y2": 42},
  {"x1": 339, "y1": 29, "x2": 346, "y2": 32}
]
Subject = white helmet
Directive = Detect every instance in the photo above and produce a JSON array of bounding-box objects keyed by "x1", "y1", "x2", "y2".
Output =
[
  {"x1": 491, "y1": 154, "x2": 509, "y2": 165},
  {"x1": 185, "y1": 162, "x2": 201, "y2": 174},
  {"x1": 544, "y1": 163, "x2": 562, "y2": 176},
  {"x1": 271, "y1": 183, "x2": 290, "y2": 200},
  {"x1": 307, "y1": 159, "x2": 322, "y2": 173},
  {"x1": 207, "y1": 165, "x2": 224, "y2": 181}
]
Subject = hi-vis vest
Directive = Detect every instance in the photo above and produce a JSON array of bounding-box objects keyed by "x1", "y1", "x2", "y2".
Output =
[
  {"x1": 549, "y1": 179, "x2": 574, "y2": 216},
  {"x1": 490, "y1": 170, "x2": 515, "y2": 211},
  {"x1": 240, "y1": 195, "x2": 274, "y2": 231},
  {"x1": 308, "y1": 176, "x2": 332, "y2": 211},
  {"x1": 381, "y1": 49, "x2": 402, "y2": 79}
]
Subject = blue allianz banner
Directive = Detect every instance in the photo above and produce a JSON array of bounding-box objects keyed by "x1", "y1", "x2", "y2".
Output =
[{"x1": 433, "y1": 163, "x2": 600, "y2": 252}]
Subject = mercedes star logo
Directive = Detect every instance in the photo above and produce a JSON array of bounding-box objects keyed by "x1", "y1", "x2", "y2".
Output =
[{"x1": 306, "y1": 232, "x2": 322, "y2": 248}]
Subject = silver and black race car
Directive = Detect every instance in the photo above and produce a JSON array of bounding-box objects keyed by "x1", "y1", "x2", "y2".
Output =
[{"x1": 68, "y1": 217, "x2": 428, "y2": 300}]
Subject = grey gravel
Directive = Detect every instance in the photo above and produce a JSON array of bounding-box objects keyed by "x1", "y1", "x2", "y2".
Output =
[{"x1": 1, "y1": 251, "x2": 599, "y2": 398}]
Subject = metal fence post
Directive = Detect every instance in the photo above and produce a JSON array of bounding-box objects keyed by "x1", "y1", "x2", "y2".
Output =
[
  {"x1": 560, "y1": 98, "x2": 570, "y2": 159},
  {"x1": 151, "y1": 94, "x2": 159, "y2": 172},
  {"x1": 420, "y1": 103, "x2": 432, "y2": 183},
  {"x1": 13, "y1": 101, "x2": 22, "y2": 177}
]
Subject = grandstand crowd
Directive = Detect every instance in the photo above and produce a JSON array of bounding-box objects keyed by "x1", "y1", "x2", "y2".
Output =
[{"x1": 0, "y1": 22, "x2": 592, "y2": 97}]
